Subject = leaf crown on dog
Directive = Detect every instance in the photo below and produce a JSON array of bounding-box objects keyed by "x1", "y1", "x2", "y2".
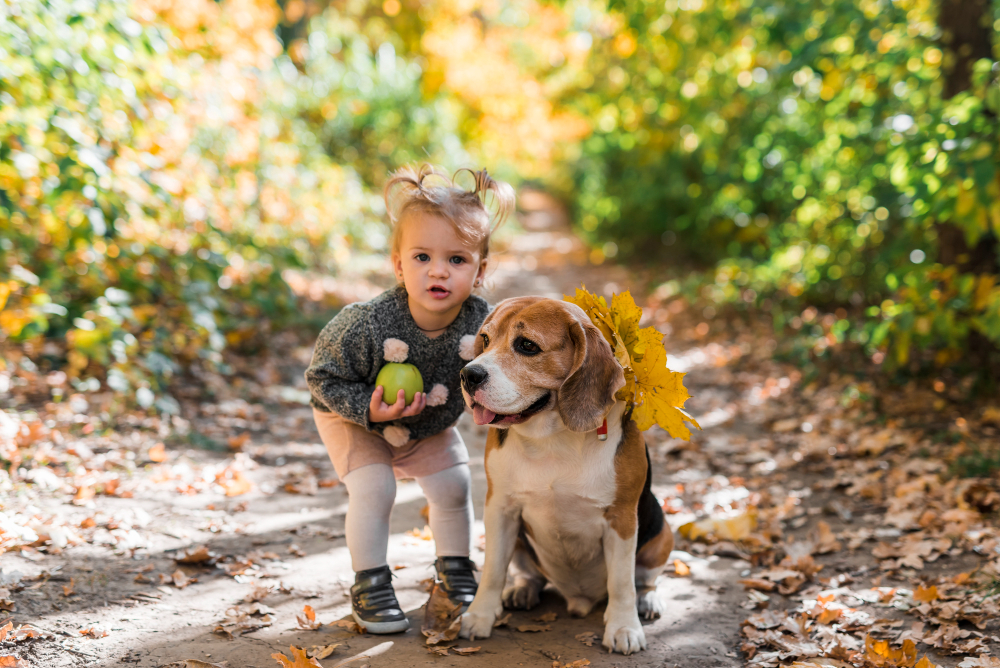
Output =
[{"x1": 564, "y1": 286, "x2": 701, "y2": 440}]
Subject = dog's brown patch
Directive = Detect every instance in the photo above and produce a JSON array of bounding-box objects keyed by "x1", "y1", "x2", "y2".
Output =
[
  {"x1": 604, "y1": 416, "x2": 647, "y2": 540},
  {"x1": 636, "y1": 522, "x2": 675, "y2": 570},
  {"x1": 483, "y1": 427, "x2": 504, "y2": 504}
]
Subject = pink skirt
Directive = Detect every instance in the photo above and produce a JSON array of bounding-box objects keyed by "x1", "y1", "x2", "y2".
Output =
[{"x1": 312, "y1": 408, "x2": 468, "y2": 480}]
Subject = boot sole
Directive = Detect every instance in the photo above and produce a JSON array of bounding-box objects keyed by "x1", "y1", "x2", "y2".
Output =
[{"x1": 353, "y1": 610, "x2": 410, "y2": 634}]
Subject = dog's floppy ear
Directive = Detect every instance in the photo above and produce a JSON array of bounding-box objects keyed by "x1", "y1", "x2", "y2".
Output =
[{"x1": 558, "y1": 310, "x2": 626, "y2": 432}]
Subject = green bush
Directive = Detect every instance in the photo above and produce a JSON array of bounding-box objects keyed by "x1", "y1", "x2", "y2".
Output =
[{"x1": 571, "y1": 0, "x2": 1000, "y2": 369}]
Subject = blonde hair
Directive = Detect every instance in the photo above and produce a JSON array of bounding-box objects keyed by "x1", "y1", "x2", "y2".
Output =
[{"x1": 384, "y1": 164, "x2": 515, "y2": 260}]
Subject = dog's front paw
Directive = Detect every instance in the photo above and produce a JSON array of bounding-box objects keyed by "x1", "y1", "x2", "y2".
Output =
[
  {"x1": 502, "y1": 581, "x2": 540, "y2": 610},
  {"x1": 603, "y1": 613, "x2": 647, "y2": 655},
  {"x1": 460, "y1": 607, "x2": 496, "y2": 641},
  {"x1": 636, "y1": 588, "x2": 665, "y2": 620}
]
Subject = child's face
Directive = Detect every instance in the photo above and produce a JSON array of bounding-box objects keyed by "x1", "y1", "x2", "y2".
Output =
[{"x1": 392, "y1": 212, "x2": 486, "y2": 316}]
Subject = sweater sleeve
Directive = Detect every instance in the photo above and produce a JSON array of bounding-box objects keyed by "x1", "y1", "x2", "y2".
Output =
[{"x1": 304, "y1": 304, "x2": 377, "y2": 429}]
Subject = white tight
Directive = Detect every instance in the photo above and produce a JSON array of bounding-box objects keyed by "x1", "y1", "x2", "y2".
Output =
[{"x1": 342, "y1": 463, "x2": 473, "y2": 572}]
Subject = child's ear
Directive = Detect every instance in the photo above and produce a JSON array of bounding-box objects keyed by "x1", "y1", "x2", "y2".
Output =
[
  {"x1": 392, "y1": 252, "x2": 404, "y2": 283},
  {"x1": 475, "y1": 258, "x2": 487, "y2": 286}
]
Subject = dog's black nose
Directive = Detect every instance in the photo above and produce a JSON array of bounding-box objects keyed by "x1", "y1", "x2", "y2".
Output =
[{"x1": 460, "y1": 364, "x2": 488, "y2": 391}]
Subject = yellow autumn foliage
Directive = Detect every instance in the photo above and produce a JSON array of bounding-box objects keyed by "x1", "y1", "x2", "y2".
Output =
[{"x1": 564, "y1": 287, "x2": 699, "y2": 440}]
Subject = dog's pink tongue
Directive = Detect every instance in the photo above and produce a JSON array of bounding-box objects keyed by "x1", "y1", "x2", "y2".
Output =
[{"x1": 473, "y1": 405, "x2": 497, "y2": 425}]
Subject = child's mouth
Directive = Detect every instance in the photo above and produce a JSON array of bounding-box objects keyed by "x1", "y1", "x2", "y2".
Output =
[{"x1": 428, "y1": 285, "x2": 451, "y2": 300}]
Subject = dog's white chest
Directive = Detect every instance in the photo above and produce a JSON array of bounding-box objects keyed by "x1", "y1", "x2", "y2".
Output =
[{"x1": 492, "y1": 432, "x2": 617, "y2": 508}]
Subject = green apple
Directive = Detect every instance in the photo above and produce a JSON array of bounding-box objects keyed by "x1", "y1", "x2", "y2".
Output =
[{"x1": 376, "y1": 363, "x2": 424, "y2": 406}]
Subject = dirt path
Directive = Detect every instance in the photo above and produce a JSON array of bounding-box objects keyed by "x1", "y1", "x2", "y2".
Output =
[{"x1": 4, "y1": 197, "x2": 998, "y2": 668}]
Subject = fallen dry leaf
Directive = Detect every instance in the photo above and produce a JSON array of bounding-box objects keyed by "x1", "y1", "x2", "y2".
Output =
[
  {"x1": 244, "y1": 583, "x2": 273, "y2": 603},
  {"x1": 739, "y1": 578, "x2": 776, "y2": 592},
  {"x1": 148, "y1": 443, "x2": 167, "y2": 462},
  {"x1": 553, "y1": 661, "x2": 591, "y2": 668},
  {"x1": 297, "y1": 605, "x2": 322, "y2": 631},
  {"x1": 0, "y1": 657, "x2": 30, "y2": 668},
  {"x1": 62, "y1": 577, "x2": 75, "y2": 597},
  {"x1": 913, "y1": 585, "x2": 939, "y2": 603},
  {"x1": 217, "y1": 467, "x2": 252, "y2": 497},
  {"x1": 79, "y1": 627, "x2": 109, "y2": 638},
  {"x1": 673, "y1": 559, "x2": 691, "y2": 576},
  {"x1": 494, "y1": 613, "x2": 512, "y2": 628},
  {"x1": 811, "y1": 521, "x2": 842, "y2": 554},
  {"x1": 0, "y1": 623, "x2": 10, "y2": 642},
  {"x1": 271, "y1": 646, "x2": 323, "y2": 668},
  {"x1": 515, "y1": 624, "x2": 551, "y2": 633},
  {"x1": 307, "y1": 645, "x2": 342, "y2": 660},
  {"x1": 534, "y1": 611, "x2": 558, "y2": 622},
  {"x1": 329, "y1": 619, "x2": 365, "y2": 634},
  {"x1": 421, "y1": 582, "x2": 462, "y2": 645},
  {"x1": 451, "y1": 647, "x2": 482, "y2": 656},
  {"x1": 678, "y1": 510, "x2": 754, "y2": 542},
  {"x1": 406, "y1": 526, "x2": 433, "y2": 541},
  {"x1": 172, "y1": 569, "x2": 194, "y2": 589},
  {"x1": 575, "y1": 631, "x2": 599, "y2": 647},
  {"x1": 959, "y1": 657, "x2": 1000, "y2": 667},
  {"x1": 158, "y1": 661, "x2": 229, "y2": 668},
  {"x1": 228, "y1": 433, "x2": 250, "y2": 450},
  {"x1": 73, "y1": 485, "x2": 95, "y2": 505},
  {"x1": 175, "y1": 546, "x2": 214, "y2": 565},
  {"x1": 212, "y1": 625, "x2": 234, "y2": 640}
]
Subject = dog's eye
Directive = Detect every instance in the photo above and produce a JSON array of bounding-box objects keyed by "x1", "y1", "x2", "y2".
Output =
[
  {"x1": 481, "y1": 333, "x2": 490, "y2": 349},
  {"x1": 515, "y1": 337, "x2": 541, "y2": 355}
]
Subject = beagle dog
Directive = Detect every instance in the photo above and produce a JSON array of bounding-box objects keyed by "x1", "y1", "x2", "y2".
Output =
[{"x1": 458, "y1": 297, "x2": 674, "y2": 655}]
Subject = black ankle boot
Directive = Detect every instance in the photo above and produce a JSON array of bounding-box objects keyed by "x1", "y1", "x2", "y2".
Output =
[
  {"x1": 434, "y1": 556, "x2": 478, "y2": 609},
  {"x1": 351, "y1": 565, "x2": 409, "y2": 634}
]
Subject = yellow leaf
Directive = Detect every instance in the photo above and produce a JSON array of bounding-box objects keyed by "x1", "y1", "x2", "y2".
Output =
[
  {"x1": 565, "y1": 285, "x2": 699, "y2": 440},
  {"x1": 973, "y1": 275, "x2": 996, "y2": 311},
  {"x1": 914, "y1": 584, "x2": 939, "y2": 602},
  {"x1": 609, "y1": 291, "x2": 643, "y2": 357},
  {"x1": 673, "y1": 559, "x2": 690, "y2": 576},
  {"x1": 0, "y1": 283, "x2": 9, "y2": 312},
  {"x1": 631, "y1": 339, "x2": 700, "y2": 439}
]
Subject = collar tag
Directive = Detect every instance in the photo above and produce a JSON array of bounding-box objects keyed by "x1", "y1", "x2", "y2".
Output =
[{"x1": 596, "y1": 418, "x2": 608, "y2": 441}]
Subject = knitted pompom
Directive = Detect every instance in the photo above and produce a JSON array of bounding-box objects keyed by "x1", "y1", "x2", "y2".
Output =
[
  {"x1": 426, "y1": 383, "x2": 449, "y2": 407},
  {"x1": 383, "y1": 338, "x2": 409, "y2": 363},
  {"x1": 382, "y1": 425, "x2": 411, "y2": 448},
  {"x1": 458, "y1": 334, "x2": 477, "y2": 361}
]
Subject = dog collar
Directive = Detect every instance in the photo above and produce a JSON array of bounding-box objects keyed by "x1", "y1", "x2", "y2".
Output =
[{"x1": 596, "y1": 418, "x2": 608, "y2": 441}]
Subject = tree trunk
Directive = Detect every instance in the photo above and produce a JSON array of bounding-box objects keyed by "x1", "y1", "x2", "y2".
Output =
[{"x1": 938, "y1": 0, "x2": 995, "y2": 98}]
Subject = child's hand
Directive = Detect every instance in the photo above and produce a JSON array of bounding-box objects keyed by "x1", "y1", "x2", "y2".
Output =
[{"x1": 369, "y1": 386, "x2": 426, "y2": 422}]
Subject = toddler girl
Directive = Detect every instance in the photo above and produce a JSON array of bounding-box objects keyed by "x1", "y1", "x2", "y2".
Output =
[{"x1": 305, "y1": 165, "x2": 514, "y2": 633}]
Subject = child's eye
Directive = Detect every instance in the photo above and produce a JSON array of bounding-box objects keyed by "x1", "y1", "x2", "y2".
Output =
[
  {"x1": 415, "y1": 253, "x2": 429, "y2": 262},
  {"x1": 450, "y1": 256, "x2": 466, "y2": 265}
]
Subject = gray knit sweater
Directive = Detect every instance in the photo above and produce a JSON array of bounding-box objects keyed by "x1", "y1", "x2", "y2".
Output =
[{"x1": 305, "y1": 285, "x2": 490, "y2": 443}]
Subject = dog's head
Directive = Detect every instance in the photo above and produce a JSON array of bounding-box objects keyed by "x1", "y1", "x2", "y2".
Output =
[{"x1": 460, "y1": 297, "x2": 625, "y2": 433}]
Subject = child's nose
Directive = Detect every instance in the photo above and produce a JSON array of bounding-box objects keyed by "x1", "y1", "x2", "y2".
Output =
[{"x1": 429, "y1": 260, "x2": 449, "y2": 276}]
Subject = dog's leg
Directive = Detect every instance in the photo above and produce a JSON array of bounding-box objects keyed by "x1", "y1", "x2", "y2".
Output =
[
  {"x1": 601, "y1": 525, "x2": 646, "y2": 655},
  {"x1": 635, "y1": 522, "x2": 673, "y2": 620},
  {"x1": 635, "y1": 565, "x2": 666, "y2": 620},
  {"x1": 502, "y1": 538, "x2": 545, "y2": 610},
  {"x1": 460, "y1": 498, "x2": 520, "y2": 640}
]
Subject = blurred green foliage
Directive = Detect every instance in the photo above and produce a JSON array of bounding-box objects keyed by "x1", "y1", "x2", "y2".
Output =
[
  {"x1": 573, "y1": 0, "x2": 1000, "y2": 370},
  {"x1": 2, "y1": 0, "x2": 1000, "y2": 410},
  {"x1": 0, "y1": 0, "x2": 460, "y2": 408}
]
